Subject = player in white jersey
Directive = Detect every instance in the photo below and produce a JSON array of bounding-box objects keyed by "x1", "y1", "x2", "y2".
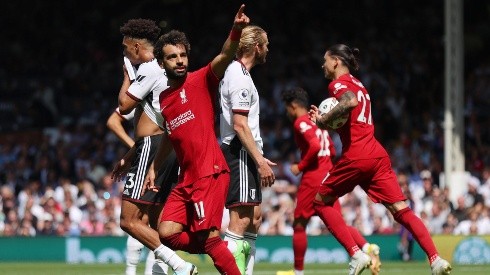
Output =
[
  {"x1": 107, "y1": 107, "x2": 163, "y2": 275},
  {"x1": 112, "y1": 18, "x2": 196, "y2": 275},
  {"x1": 219, "y1": 25, "x2": 275, "y2": 275}
]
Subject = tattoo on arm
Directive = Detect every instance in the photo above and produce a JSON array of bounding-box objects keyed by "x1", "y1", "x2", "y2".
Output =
[{"x1": 317, "y1": 91, "x2": 355, "y2": 129}]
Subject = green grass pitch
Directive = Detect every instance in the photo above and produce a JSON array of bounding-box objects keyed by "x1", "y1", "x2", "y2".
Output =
[{"x1": 0, "y1": 262, "x2": 489, "y2": 275}]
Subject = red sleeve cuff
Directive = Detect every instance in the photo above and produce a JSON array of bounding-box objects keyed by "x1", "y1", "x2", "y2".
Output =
[
  {"x1": 115, "y1": 111, "x2": 125, "y2": 120},
  {"x1": 297, "y1": 162, "x2": 305, "y2": 171},
  {"x1": 125, "y1": 91, "x2": 142, "y2": 102},
  {"x1": 232, "y1": 109, "x2": 249, "y2": 114}
]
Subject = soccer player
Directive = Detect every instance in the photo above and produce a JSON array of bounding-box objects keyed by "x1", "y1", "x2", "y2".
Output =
[
  {"x1": 280, "y1": 87, "x2": 381, "y2": 275},
  {"x1": 219, "y1": 25, "x2": 275, "y2": 275},
  {"x1": 308, "y1": 44, "x2": 452, "y2": 275},
  {"x1": 145, "y1": 4, "x2": 249, "y2": 275},
  {"x1": 113, "y1": 18, "x2": 196, "y2": 275},
  {"x1": 107, "y1": 108, "x2": 162, "y2": 275}
]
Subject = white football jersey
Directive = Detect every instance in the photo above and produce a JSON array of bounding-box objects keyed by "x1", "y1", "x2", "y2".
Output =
[
  {"x1": 126, "y1": 59, "x2": 169, "y2": 128},
  {"x1": 219, "y1": 60, "x2": 263, "y2": 152}
]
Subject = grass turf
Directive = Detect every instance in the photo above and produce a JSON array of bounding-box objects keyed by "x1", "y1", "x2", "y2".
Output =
[{"x1": 0, "y1": 262, "x2": 489, "y2": 275}]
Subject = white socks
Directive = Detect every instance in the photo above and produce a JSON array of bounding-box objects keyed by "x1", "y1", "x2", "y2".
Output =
[
  {"x1": 294, "y1": 270, "x2": 304, "y2": 275},
  {"x1": 144, "y1": 250, "x2": 155, "y2": 275},
  {"x1": 126, "y1": 236, "x2": 144, "y2": 275},
  {"x1": 224, "y1": 229, "x2": 244, "y2": 253},
  {"x1": 154, "y1": 244, "x2": 186, "y2": 272},
  {"x1": 244, "y1": 232, "x2": 257, "y2": 275}
]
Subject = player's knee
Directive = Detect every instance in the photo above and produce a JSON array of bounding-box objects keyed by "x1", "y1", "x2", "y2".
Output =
[
  {"x1": 314, "y1": 193, "x2": 335, "y2": 206},
  {"x1": 252, "y1": 213, "x2": 262, "y2": 230},
  {"x1": 293, "y1": 218, "x2": 308, "y2": 231},
  {"x1": 120, "y1": 217, "x2": 136, "y2": 233}
]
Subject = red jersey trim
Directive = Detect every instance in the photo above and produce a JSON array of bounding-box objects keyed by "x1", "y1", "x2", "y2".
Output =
[
  {"x1": 226, "y1": 202, "x2": 260, "y2": 208},
  {"x1": 232, "y1": 109, "x2": 249, "y2": 114},
  {"x1": 121, "y1": 196, "x2": 163, "y2": 205},
  {"x1": 125, "y1": 91, "x2": 142, "y2": 102},
  {"x1": 115, "y1": 110, "x2": 127, "y2": 120}
]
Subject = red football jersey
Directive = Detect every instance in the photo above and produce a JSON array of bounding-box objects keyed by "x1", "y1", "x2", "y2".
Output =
[
  {"x1": 159, "y1": 64, "x2": 229, "y2": 184},
  {"x1": 327, "y1": 73, "x2": 387, "y2": 160},
  {"x1": 293, "y1": 114, "x2": 334, "y2": 179}
]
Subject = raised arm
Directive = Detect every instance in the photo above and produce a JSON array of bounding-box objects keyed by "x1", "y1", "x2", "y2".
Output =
[
  {"x1": 210, "y1": 4, "x2": 249, "y2": 79},
  {"x1": 106, "y1": 109, "x2": 135, "y2": 148},
  {"x1": 118, "y1": 64, "x2": 140, "y2": 114}
]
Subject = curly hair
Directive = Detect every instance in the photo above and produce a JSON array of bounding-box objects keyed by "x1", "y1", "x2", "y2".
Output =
[
  {"x1": 120, "y1": 19, "x2": 161, "y2": 44},
  {"x1": 154, "y1": 30, "x2": 191, "y2": 63},
  {"x1": 281, "y1": 87, "x2": 309, "y2": 109}
]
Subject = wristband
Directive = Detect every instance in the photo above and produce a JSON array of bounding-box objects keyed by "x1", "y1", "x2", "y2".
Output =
[{"x1": 229, "y1": 28, "x2": 242, "y2": 41}]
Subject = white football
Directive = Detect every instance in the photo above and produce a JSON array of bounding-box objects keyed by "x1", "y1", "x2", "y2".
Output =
[{"x1": 318, "y1": 97, "x2": 348, "y2": 129}]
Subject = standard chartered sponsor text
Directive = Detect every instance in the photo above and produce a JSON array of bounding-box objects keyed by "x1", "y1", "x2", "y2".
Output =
[{"x1": 169, "y1": 110, "x2": 195, "y2": 130}]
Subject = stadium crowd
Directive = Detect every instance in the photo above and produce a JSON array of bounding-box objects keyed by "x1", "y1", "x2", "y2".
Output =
[{"x1": 1, "y1": 0, "x2": 489, "y2": 258}]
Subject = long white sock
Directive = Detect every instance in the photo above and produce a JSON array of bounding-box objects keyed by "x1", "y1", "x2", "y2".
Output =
[
  {"x1": 154, "y1": 244, "x2": 186, "y2": 272},
  {"x1": 144, "y1": 250, "x2": 155, "y2": 275},
  {"x1": 126, "y1": 236, "x2": 144, "y2": 275},
  {"x1": 294, "y1": 269, "x2": 304, "y2": 275},
  {"x1": 224, "y1": 229, "x2": 244, "y2": 253},
  {"x1": 244, "y1": 232, "x2": 257, "y2": 275}
]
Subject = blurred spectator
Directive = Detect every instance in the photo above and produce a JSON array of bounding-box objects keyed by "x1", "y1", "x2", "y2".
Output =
[
  {"x1": 465, "y1": 176, "x2": 484, "y2": 207},
  {"x1": 0, "y1": 1, "x2": 489, "y2": 239}
]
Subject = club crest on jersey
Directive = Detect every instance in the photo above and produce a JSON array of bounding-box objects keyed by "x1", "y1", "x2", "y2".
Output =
[
  {"x1": 180, "y1": 89, "x2": 188, "y2": 104},
  {"x1": 332, "y1": 82, "x2": 347, "y2": 94},
  {"x1": 250, "y1": 189, "x2": 256, "y2": 200},
  {"x1": 299, "y1": 121, "x2": 312, "y2": 133}
]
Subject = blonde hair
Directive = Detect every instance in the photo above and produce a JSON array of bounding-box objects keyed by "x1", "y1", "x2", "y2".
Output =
[{"x1": 237, "y1": 25, "x2": 267, "y2": 58}]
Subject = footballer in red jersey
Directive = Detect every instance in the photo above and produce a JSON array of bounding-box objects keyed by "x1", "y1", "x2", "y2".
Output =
[
  {"x1": 282, "y1": 87, "x2": 381, "y2": 275},
  {"x1": 309, "y1": 44, "x2": 451, "y2": 275},
  {"x1": 145, "y1": 5, "x2": 250, "y2": 275}
]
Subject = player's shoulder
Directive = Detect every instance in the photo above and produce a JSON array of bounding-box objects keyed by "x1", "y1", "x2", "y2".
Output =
[
  {"x1": 136, "y1": 59, "x2": 164, "y2": 76},
  {"x1": 294, "y1": 115, "x2": 315, "y2": 133},
  {"x1": 225, "y1": 60, "x2": 249, "y2": 79}
]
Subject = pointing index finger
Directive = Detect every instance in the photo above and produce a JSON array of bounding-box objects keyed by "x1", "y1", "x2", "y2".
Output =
[{"x1": 237, "y1": 4, "x2": 245, "y2": 17}]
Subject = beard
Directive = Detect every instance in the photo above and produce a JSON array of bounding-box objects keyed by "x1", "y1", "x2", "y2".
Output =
[
  {"x1": 255, "y1": 52, "x2": 267, "y2": 65},
  {"x1": 165, "y1": 66, "x2": 187, "y2": 79}
]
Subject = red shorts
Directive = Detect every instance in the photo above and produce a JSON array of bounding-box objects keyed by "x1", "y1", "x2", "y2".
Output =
[
  {"x1": 318, "y1": 156, "x2": 405, "y2": 204},
  {"x1": 294, "y1": 173, "x2": 342, "y2": 220},
  {"x1": 161, "y1": 171, "x2": 229, "y2": 232}
]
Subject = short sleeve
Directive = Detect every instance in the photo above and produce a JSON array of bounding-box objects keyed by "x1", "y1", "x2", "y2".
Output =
[
  {"x1": 229, "y1": 71, "x2": 252, "y2": 113},
  {"x1": 328, "y1": 80, "x2": 350, "y2": 99},
  {"x1": 115, "y1": 107, "x2": 135, "y2": 121}
]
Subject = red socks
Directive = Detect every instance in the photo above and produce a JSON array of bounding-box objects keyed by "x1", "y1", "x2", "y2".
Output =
[
  {"x1": 205, "y1": 236, "x2": 241, "y2": 275},
  {"x1": 393, "y1": 207, "x2": 439, "y2": 263},
  {"x1": 293, "y1": 225, "x2": 307, "y2": 270},
  {"x1": 347, "y1": 226, "x2": 367, "y2": 248},
  {"x1": 314, "y1": 201, "x2": 360, "y2": 256},
  {"x1": 161, "y1": 232, "x2": 202, "y2": 254}
]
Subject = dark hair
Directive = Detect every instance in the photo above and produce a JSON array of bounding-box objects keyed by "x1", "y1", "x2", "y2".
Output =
[
  {"x1": 120, "y1": 19, "x2": 161, "y2": 44},
  {"x1": 154, "y1": 30, "x2": 191, "y2": 63},
  {"x1": 281, "y1": 87, "x2": 309, "y2": 109},
  {"x1": 327, "y1": 44, "x2": 360, "y2": 71}
]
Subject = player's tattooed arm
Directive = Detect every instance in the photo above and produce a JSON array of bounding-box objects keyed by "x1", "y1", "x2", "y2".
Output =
[{"x1": 316, "y1": 91, "x2": 357, "y2": 129}]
